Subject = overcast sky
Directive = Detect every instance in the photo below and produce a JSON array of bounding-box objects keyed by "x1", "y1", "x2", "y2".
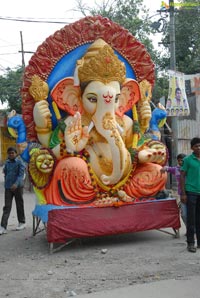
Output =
[{"x1": 0, "y1": 0, "x2": 162, "y2": 73}]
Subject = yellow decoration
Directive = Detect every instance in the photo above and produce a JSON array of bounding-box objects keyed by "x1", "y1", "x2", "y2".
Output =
[
  {"x1": 35, "y1": 127, "x2": 51, "y2": 134},
  {"x1": 29, "y1": 148, "x2": 55, "y2": 189},
  {"x1": 89, "y1": 162, "x2": 134, "y2": 192},
  {"x1": 78, "y1": 39, "x2": 126, "y2": 85},
  {"x1": 52, "y1": 101, "x2": 61, "y2": 120},
  {"x1": 29, "y1": 75, "x2": 49, "y2": 102},
  {"x1": 157, "y1": 103, "x2": 167, "y2": 128},
  {"x1": 132, "y1": 105, "x2": 139, "y2": 149},
  {"x1": 139, "y1": 79, "x2": 152, "y2": 102},
  {"x1": 33, "y1": 186, "x2": 47, "y2": 205},
  {"x1": 8, "y1": 127, "x2": 17, "y2": 138},
  {"x1": 158, "y1": 117, "x2": 166, "y2": 128}
]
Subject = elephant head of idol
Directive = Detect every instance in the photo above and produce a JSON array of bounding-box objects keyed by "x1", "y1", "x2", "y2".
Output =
[
  {"x1": 76, "y1": 39, "x2": 138, "y2": 185},
  {"x1": 51, "y1": 39, "x2": 141, "y2": 186}
]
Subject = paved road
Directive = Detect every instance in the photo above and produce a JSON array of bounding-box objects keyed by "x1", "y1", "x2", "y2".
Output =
[
  {"x1": 0, "y1": 166, "x2": 199, "y2": 298},
  {"x1": 78, "y1": 276, "x2": 200, "y2": 298}
]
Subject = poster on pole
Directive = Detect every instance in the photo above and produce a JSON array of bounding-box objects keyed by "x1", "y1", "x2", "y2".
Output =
[{"x1": 166, "y1": 70, "x2": 190, "y2": 117}]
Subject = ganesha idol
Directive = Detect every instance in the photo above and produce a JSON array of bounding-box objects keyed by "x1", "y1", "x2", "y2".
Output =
[{"x1": 13, "y1": 37, "x2": 168, "y2": 207}]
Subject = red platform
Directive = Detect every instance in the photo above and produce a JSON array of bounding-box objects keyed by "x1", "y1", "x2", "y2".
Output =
[{"x1": 47, "y1": 198, "x2": 180, "y2": 246}]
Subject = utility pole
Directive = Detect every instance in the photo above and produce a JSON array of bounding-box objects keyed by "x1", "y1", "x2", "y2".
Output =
[
  {"x1": 19, "y1": 31, "x2": 34, "y2": 69},
  {"x1": 20, "y1": 31, "x2": 25, "y2": 69},
  {"x1": 169, "y1": 0, "x2": 178, "y2": 171}
]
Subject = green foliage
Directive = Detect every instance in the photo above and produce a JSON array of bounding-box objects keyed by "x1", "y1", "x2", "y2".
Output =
[
  {"x1": 152, "y1": 74, "x2": 169, "y2": 104},
  {"x1": 76, "y1": 0, "x2": 161, "y2": 62},
  {"x1": 75, "y1": 0, "x2": 168, "y2": 99},
  {"x1": 175, "y1": 1, "x2": 200, "y2": 74},
  {"x1": 0, "y1": 66, "x2": 23, "y2": 113},
  {"x1": 160, "y1": 0, "x2": 200, "y2": 74}
]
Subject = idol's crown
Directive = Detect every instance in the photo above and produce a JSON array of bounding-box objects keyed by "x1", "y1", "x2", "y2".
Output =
[{"x1": 78, "y1": 39, "x2": 126, "y2": 84}]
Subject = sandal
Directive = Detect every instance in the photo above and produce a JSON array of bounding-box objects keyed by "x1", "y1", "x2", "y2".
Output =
[{"x1": 187, "y1": 245, "x2": 196, "y2": 253}]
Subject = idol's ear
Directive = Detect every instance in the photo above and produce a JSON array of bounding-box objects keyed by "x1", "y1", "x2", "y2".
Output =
[
  {"x1": 115, "y1": 79, "x2": 141, "y2": 117},
  {"x1": 51, "y1": 77, "x2": 83, "y2": 115}
]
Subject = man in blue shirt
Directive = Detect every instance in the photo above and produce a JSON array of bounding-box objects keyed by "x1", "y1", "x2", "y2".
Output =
[{"x1": 0, "y1": 147, "x2": 26, "y2": 235}]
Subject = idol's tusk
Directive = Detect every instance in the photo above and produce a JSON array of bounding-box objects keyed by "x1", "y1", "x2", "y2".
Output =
[{"x1": 88, "y1": 121, "x2": 95, "y2": 133}]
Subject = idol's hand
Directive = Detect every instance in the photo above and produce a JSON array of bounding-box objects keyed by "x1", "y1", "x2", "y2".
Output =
[
  {"x1": 33, "y1": 100, "x2": 52, "y2": 130},
  {"x1": 65, "y1": 112, "x2": 89, "y2": 152}
]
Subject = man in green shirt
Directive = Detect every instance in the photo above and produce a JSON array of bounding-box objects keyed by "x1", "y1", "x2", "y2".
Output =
[{"x1": 180, "y1": 137, "x2": 200, "y2": 253}]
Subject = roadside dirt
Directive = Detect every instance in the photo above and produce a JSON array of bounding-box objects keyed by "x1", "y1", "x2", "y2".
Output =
[{"x1": 0, "y1": 167, "x2": 199, "y2": 298}]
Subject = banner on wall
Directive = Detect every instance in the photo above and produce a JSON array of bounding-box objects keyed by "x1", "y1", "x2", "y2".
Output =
[{"x1": 166, "y1": 70, "x2": 190, "y2": 117}]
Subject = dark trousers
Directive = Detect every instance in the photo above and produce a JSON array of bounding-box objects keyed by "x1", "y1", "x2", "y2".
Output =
[
  {"x1": 1, "y1": 187, "x2": 25, "y2": 229},
  {"x1": 186, "y1": 192, "x2": 200, "y2": 246}
]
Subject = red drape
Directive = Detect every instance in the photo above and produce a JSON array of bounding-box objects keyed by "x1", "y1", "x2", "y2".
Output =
[{"x1": 47, "y1": 199, "x2": 180, "y2": 243}]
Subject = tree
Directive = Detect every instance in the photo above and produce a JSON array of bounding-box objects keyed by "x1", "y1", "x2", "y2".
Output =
[
  {"x1": 76, "y1": 0, "x2": 163, "y2": 65},
  {"x1": 160, "y1": 0, "x2": 200, "y2": 74},
  {"x1": 175, "y1": 0, "x2": 200, "y2": 74},
  {"x1": 152, "y1": 74, "x2": 169, "y2": 102},
  {"x1": 75, "y1": 0, "x2": 168, "y2": 100},
  {"x1": 0, "y1": 66, "x2": 23, "y2": 113}
]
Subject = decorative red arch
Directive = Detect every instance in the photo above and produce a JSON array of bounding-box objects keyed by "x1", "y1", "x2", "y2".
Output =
[{"x1": 21, "y1": 15, "x2": 155, "y2": 141}]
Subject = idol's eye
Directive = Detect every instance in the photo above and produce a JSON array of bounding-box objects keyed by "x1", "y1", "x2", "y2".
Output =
[
  {"x1": 87, "y1": 94, "x2": 97, "y2": 103},
  {"x1": 115, "y1": 94, "x2": 120, "y2": 103},
  {"x1": 37, "y1": 157, "x2": 45, "y2": 163}
]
